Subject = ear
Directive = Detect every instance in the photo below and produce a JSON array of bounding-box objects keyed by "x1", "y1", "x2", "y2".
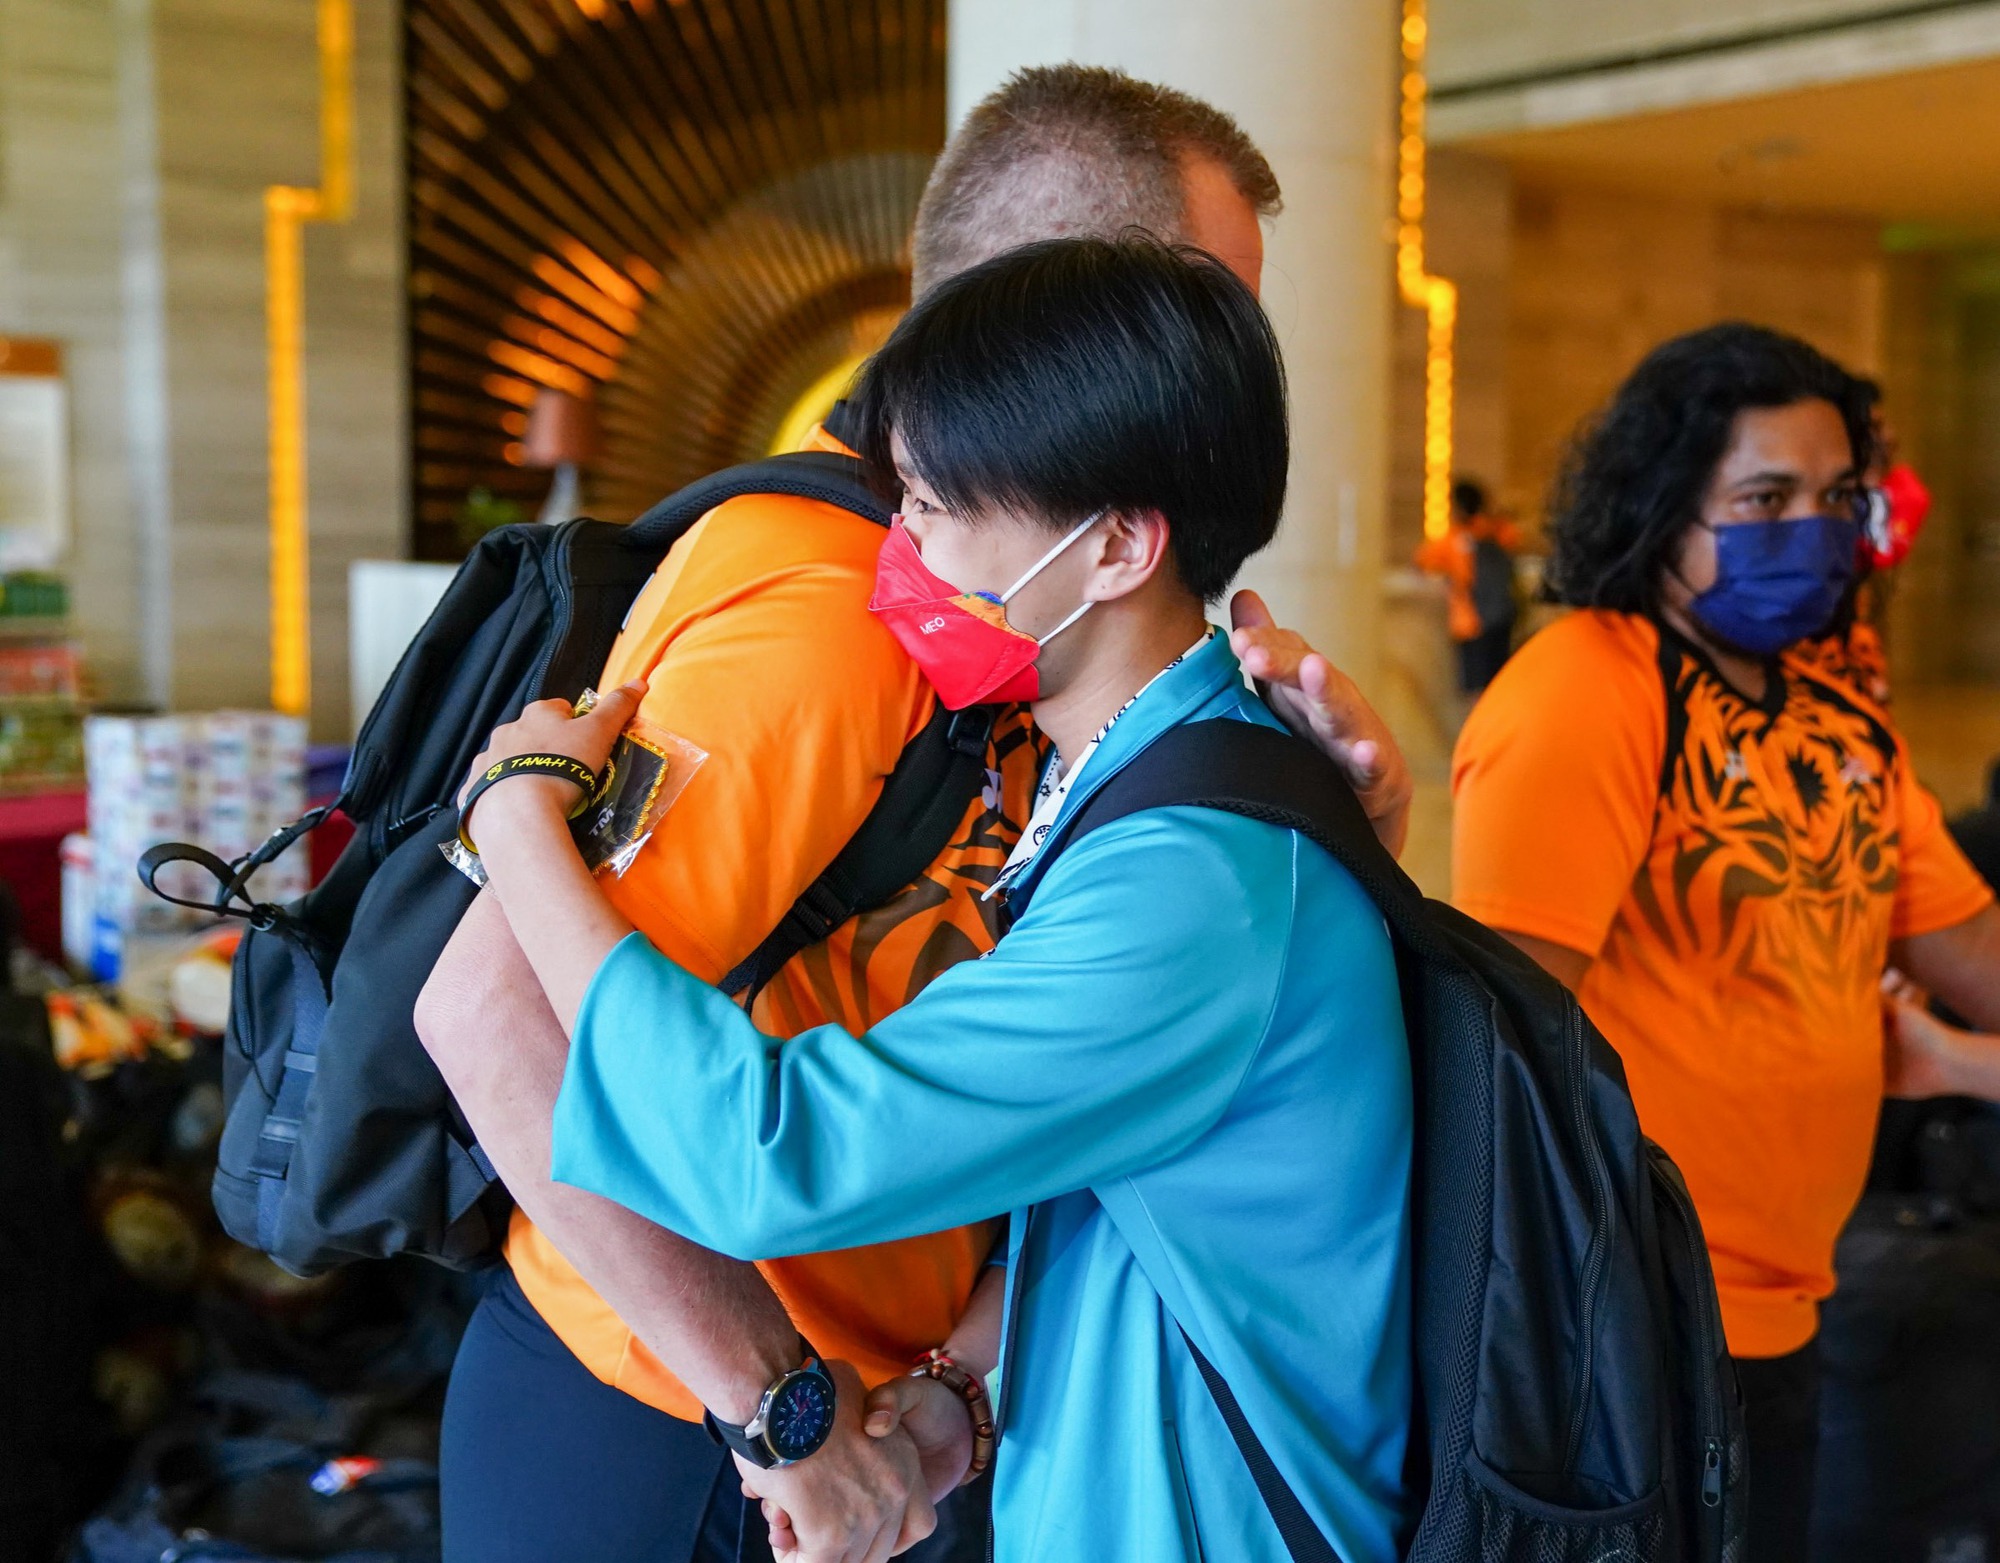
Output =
[{"x1": 1084, "y1": 510, "x2": 1173, "y2": 604}]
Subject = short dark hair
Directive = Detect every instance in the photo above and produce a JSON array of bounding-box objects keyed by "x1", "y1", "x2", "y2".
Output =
[
  {"x1": 1545, "y1": 322, "x2": 1877, "y2": 614},
  {"x1": 911, "y1": 65, "x2": 1282, "y2": 297},
  {"x1": 1450, "y1": 478, "x2": 1487, "y2": 520},
  {"x1": 850, "y1": 235, "x2": 1288, "y2": 603}
]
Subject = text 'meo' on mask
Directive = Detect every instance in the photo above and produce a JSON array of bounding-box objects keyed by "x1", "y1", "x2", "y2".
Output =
[
  {"x1": 868, "y1": 510, "x2": 1104, "y2": 709},
  {"x1": 1687, "y1": 512, "x2": 1860, "y2": 658}
]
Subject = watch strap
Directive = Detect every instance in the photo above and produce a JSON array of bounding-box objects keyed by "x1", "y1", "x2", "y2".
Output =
[{"x1": 704, "y1": 1406, "x2": 780, "y2": 1469}]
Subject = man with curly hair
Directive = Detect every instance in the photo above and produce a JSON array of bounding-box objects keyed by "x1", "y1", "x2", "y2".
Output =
[{"x1": 1451, "y1": 321, "x2": 2000, "y2": 1562}]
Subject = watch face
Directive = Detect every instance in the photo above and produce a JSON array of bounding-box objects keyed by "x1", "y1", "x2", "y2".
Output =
[{"x1": 765, "y1": 1369, "x2": 837, "y2": 1462}]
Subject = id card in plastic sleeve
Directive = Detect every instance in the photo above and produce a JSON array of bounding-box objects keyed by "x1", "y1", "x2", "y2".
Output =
[{"x1": 574, "y1": 718, "x2": 708, "y2": 878}]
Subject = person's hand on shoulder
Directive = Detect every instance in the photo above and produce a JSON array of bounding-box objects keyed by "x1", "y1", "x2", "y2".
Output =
[{"x1": 1229, "y1": 590, "x2": 1413, "y2": 859}]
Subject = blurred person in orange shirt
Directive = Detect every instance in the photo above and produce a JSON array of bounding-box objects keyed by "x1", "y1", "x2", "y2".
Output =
[
  {"x1": 1449, "y1": 323, "x2": 2000, "y2": 1563},
  {"x1": 1414, "y1": 478, "x2": 1521, "y2": 694}
]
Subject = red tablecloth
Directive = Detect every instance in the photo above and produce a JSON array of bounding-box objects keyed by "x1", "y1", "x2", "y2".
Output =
[
  {"x1": 0, "y1": 791, "x2": 351, "y2": 966},
  {"x1": 0, "y1": 789, "x2": 86, "y2": 960}
]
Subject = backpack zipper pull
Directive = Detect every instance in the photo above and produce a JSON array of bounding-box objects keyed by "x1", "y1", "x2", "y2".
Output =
[{"x1": 1701, "y1": 1438, "x2": 1724, "y2": 1508}]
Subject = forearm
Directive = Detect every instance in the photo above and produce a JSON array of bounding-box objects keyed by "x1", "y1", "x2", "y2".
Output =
[
  {"x1": 1895, "y1": 902, "x2": 2000, "y2": 1032},
  {"x1": 941, "y1": 1263, "x2": 1007, "y2": 1383},
  {"x1": 468, "y1": 782, "x2": 634, "y2": 1032},
  {"x1": 416, "y1": 892, "x2": 796, "y2": 1421},
  {"x1": 1935, "y1": 1032, "x2": 2000, "y2": 1100}
]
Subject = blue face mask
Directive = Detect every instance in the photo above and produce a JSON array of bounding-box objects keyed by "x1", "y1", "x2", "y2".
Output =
[{"x1": 1688, "y1": 514, "x2": 1860, "y2": 656}]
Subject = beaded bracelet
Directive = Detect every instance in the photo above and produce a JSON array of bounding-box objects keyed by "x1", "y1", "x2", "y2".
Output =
[{"x1": 910, "y1": 1348, "x2": 996, "y2": 1485}]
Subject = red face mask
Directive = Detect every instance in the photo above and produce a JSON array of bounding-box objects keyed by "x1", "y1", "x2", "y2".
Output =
[{"x1": 868, "y1": 513, "x2": 1102, "y2": 709}]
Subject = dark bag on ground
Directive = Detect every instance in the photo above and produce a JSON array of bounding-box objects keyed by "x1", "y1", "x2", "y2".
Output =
[
  {"x1": 1037, "y1": 719, "x2": 1745, "y2": 1563},
  {"x1": 141, "y1": 446, "x2": 994, "y2": 1278},
  {"x1": 0, "y1": 941, "x2": 120, "y2": 1563},
  {"x1": 1814, "y1": 779, "x2": 2000, "y2": 1563},
  {"x1": 71, "y1": 1371, "x2": 442, "y2": 1563},
  {"x1": 1813, "y1": 1170, "x2": 2000, "y2": 1563}
]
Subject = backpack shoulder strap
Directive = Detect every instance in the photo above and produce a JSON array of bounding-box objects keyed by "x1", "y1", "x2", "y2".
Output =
[
  {"x1": 622, "y1": 450, "x2": 888, "y2": 550},
  {"x1": 1038, "y1": 716, "x2": 1426, "y2": 1563},
  {"x1": 719, "y1": 701, "x2": 997, "y2": 1002},
  {"x1": 1052, "y1": 717, "x2": 1426, "y2": 932},
  {"x1": 615, "y1": 447, "x2": 951, "y2": 1003},
  {"x1": 1180, "y1": 1325, "x2": 1347, "y2": 1563}
]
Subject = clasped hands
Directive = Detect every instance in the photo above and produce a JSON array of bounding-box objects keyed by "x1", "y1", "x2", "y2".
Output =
[{"x1": 735, "y1": 1360, "x2": 977, "y2": 1563}]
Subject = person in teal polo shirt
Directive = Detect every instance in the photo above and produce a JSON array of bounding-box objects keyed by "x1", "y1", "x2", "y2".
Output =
[{"x1": 439, "y1": 235, "x2": 1414, "y2": 1563}]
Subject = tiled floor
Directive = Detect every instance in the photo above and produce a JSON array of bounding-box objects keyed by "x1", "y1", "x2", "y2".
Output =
[{"x1": 1395, "y1": 681, "x2": 2000, "y2": 905}]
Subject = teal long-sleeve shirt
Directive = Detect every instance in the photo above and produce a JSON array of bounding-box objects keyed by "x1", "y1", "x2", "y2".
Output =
[{"x1": 551, "y1": 632, "x2": 1414, "y2": 1562}]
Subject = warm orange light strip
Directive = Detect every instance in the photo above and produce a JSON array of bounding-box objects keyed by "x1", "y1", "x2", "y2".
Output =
[
  {"x1": 1398, "y1": 0, "x2": 1457, "y2": 542},
  {"x1": 267, "y1": 0, "x2": 354, "y2": 719}
]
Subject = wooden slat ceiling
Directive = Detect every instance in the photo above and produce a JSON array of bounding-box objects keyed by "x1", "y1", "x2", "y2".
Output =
[{"x1": 407, "y1": 0, "x2": 943, "y2": 557}]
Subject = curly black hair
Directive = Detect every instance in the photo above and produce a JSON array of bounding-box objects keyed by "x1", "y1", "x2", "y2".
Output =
[{"x1": 1544, "y1": 322, "x2": 1877, "y2": 614}]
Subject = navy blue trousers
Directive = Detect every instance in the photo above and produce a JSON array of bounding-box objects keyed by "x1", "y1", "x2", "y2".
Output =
[{"x1": 441, "y1": 1267, "x2": 989, "y2": 1563}]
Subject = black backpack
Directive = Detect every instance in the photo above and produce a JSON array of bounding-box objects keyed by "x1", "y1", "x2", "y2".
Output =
[
  {"x1": 1469, "y1": 534, "x2": 1517, "y2": 638},
  {"x1": 141, "y1": 451, "x2": 994, "y2": 1278},
  {"x1": 1040, "y1": 719, "x2": 1746, "y2": 1563}
]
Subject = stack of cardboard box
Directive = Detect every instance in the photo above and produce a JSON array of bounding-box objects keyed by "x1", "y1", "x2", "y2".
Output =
[{"x1": 73, "y1": 713, "x2": 308, "y2": 982}]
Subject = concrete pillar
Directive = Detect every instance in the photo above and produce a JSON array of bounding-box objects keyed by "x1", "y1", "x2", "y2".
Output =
[{"x1": 948, "y1": 0, "x2": 1397, "y2": 690}]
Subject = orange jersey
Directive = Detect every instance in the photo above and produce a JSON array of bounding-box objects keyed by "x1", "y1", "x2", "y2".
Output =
[
  {"x1": 1451, "y1": 609, "x2": 1992, "y2": 1357},
  {"x1": 507, "y1": 436, "x2": 1046, "y2": 1420},
  {"x1": 1795, "y1": 619, "x2": 1892, "y2": 708}
]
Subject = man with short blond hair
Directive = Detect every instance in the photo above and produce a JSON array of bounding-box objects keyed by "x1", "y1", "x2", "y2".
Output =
[
  {"x1": 422, "y1": 62, "x2": 1408, "y2": 1563},
  {"x1": 911, "y1": 65, "x2": 1281, "y2": 295}
]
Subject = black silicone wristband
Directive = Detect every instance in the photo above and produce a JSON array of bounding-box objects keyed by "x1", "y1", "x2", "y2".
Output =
[{"x1": 457, "y1": 753, "x2": 600, "y2": 852}]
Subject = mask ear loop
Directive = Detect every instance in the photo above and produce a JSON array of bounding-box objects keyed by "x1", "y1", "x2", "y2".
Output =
[
  {"x1": 997, "y1": 510, "x2": 1108, "y2": 605},
  {"x1": 1033, "y1": 598, "x2": 1096, "y2": 648}
]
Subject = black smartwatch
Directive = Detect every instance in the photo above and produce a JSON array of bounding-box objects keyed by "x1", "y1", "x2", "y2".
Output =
[{"x1": 705, "y1": 1345, "x2": 838, "y2": 1468}]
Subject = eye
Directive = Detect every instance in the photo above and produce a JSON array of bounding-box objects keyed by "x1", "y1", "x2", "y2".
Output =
[{"x1": 1735, "y1": 488, "x2": 1785, "y2": 516}]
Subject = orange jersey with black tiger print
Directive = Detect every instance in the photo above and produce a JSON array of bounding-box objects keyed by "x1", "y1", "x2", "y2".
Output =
[
  {"x1": 506, "y1": 429, "x2": 1045, "y2": 1421},
  {"x1": 1451, "y1": 609, "x2": 1992, "y2": 1358}
]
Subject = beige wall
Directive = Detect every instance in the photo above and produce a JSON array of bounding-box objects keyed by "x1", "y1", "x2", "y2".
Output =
[
  {"x1": 137, "y1": 0, "x2": 406, "y2": 734},
  {"x1": 1388, "y1": 158, "x2": 2000, "y2": 694},
  {"x1": 0, "y1": 0, "x2": 141, "y2": 698},
  {"x1": 0, "y1": 0, "x2": 404, "y2": 735},
  {"x1": 1391, "y1": 170, "x2": 1886, "y2": 551},
  {"x1": 1937, "y1": 267, "x2": 2000, "y2": 683},
  {"x1": 1502, "y1": 183, "x2": 1884, "y2": 538},
  {"x1": 1431, "y1": 0, "x2": 1957, "y2": 90}
]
